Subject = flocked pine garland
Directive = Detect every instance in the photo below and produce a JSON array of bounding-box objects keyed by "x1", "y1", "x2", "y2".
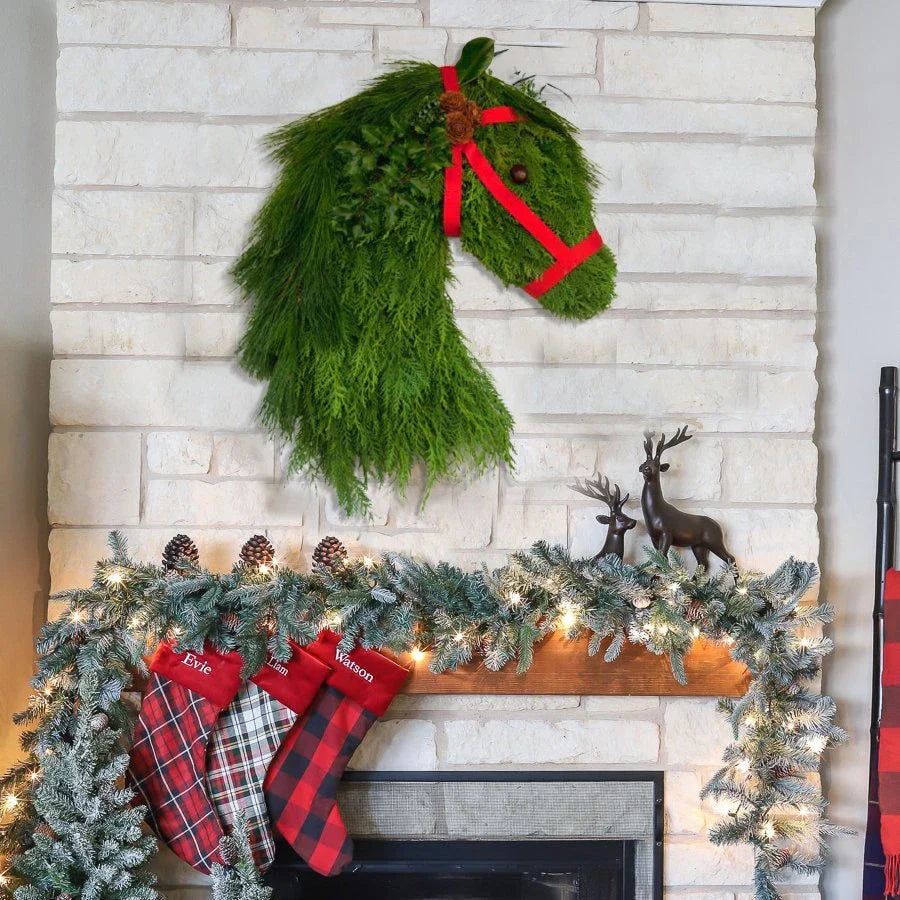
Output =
[{"x1": 0, "y1": 533, "x2": 847, "y2": 900}]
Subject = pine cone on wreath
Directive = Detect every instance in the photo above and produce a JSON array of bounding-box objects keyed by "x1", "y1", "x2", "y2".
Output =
[
  {"x1": 312, "y1": 536, "x2": 347, "y2": 572},
  {"x1": 162, "y1": 534, "x2": 199, "y2": 572},
  {"x1": 35, "y1": 822, "x2": 56, "y2": 840},
  {"x1": 58, "y1": 893, "x2": 72, "y2": 900},
  {"x1": 239, "y1": 535, "x2": 275, "y2": 570}
]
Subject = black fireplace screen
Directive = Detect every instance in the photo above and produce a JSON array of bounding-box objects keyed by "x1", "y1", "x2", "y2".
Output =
[{"x1": 269, "y1": 772, "x2": 663, "y2": 900}]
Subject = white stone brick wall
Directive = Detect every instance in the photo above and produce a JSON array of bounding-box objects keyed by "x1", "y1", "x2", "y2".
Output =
[{"x1": 50, "y1": 3, "x2": 820, "y2": 898}]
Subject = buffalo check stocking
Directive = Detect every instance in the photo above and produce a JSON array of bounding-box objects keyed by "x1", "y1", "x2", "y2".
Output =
[
  {"x1": 205, "y1": 643, "x2": 330, "y2": 871},
  {"x1": 264, "y1": 631, "x2": 410, "y2": 875},
  {"x1": 128, "y1": 642, "x2": 242, "y2": 874}
]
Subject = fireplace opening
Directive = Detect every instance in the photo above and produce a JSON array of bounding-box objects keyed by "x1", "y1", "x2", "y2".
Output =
[{"x1": 269, "y1": 772, "x2": 663, "y2": 900}]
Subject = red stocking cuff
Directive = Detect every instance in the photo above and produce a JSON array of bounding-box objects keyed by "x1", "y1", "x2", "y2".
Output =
[
  {"x1": 150, "y1": 642, "x2": 243, "y2": 708},
  {"x1": 250, "y1": 642, "x2": 331, "y2": 714},
  {"x1": 307, "y1": 631, "x2": 410, "y2": 716}
]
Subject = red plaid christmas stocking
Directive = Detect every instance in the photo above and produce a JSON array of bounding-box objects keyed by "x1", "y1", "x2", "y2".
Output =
[
  {"x1": 205, "y1": 643, "x2": 331, "y2": 871},
  {"x1": 128, "y1": 642, "x2": 242, "y2": 874},
  {"x1": 264, "y1": 631, "x2": 410, "y2": 875}
]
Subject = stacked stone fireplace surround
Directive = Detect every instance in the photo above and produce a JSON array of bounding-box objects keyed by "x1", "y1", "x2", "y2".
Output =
[{"x1": 48, "y1": 1, "x2": 821, "y2": 897}]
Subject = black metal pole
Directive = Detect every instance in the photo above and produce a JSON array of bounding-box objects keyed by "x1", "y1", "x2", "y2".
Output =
[
  {"x1": 873, "y1": 367, "x2": 897, "y2": 745},
  {"x1": 866, "y1": 367, "x2": 898, "y2": 897}
]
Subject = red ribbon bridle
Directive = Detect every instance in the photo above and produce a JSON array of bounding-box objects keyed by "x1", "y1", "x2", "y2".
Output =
[{"x1": 440, "y1": 65, "x2": 603, "y2": 300}]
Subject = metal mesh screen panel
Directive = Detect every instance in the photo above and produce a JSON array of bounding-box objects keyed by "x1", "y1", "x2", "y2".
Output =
[{"x1": 337, "y1": 777, "x2": 657, "y2": 900}]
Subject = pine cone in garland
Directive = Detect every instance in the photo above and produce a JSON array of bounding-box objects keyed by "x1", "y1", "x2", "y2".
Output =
[
  {"x1": 162, "y1": 534, "x2": 199, "y2": 572},
  {"x1": 240, "y1": 534, "x2": 275, "y2": 570},
  {"x1": 35, "y1": 822, "x2": 57, "y2": 840},
  {"x1": 631, "y1": 592, "x2": 652, "y2": 610},
  {"x1": 312, "y1": 536, "x2": 347, "y2": 571},
  {"x1": 89, "y1": 712, "x2": 108, "y2": 732},
  {"x1": 685, "y1": 599, "x2": 706, "y2": 624}
]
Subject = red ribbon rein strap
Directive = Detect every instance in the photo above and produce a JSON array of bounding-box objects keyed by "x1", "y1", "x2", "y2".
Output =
[{"x1": 439, "y1": 65, "x2": 603, "y2": 300}]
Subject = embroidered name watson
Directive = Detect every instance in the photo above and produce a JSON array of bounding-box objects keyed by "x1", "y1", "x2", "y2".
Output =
[{"x1": 335, "y1": 650, "x2": 373, "y2": 683}]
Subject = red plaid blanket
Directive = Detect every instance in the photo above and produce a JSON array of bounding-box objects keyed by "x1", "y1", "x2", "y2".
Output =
[{"x1": 881, "y1": 569, "x2": 900, "y2": 895}]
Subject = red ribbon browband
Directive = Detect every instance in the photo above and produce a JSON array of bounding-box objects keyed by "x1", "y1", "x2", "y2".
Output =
[{"x1": 439, "y1": 65, "x2": 603, "y2": 299}]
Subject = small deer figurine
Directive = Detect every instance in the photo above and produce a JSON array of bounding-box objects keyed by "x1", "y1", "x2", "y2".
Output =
[
  {"x1": 640, "y1": 427, "x2": 734, "y2": 567},
  {"x1": 570, "y1": 475, "x2": 637, "y2": 561}
]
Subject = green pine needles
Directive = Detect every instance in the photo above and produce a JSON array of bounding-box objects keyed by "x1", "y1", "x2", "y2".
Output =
[
  {"x1": 0, "y1": 533, "x2": 846, "y2": 900},
  {"x1": 13, "y1": 691, "x2": 156, "y2": 900},
  {"x1": 232, "y1": 40, "x2": 617, "y2": 516}
]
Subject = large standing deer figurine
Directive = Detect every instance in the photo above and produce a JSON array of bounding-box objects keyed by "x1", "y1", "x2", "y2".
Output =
[
  {"x1": 639, "y1": 427, "x2": 734, "y2": 567},
  {"x1": 569, "y1": 475, "x2": 637, "y2": 561}
]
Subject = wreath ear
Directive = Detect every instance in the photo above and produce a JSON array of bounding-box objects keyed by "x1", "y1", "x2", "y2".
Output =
[{"x1": 455, "y1": 37, "x2": 495, "y2": 83}]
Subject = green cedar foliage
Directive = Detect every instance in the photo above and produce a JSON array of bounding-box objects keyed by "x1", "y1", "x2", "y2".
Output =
[{"x1": 232, "y1": 50, "x2": 616, "y2": 516}]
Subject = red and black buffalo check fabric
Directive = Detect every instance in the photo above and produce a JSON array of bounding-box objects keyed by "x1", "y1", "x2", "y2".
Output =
[
  {"x1": 206, "y1": 644, "x2": 330, "y2": 871},
  {"x1": 264, "y1": 631, "x2": 410, "y2": 876},
  {"x1": 881, "y1": 570, "x2": 900, "y2": 895},
  {"x1": 128, "y1": 642, "x2": 242, "y2": 874}
]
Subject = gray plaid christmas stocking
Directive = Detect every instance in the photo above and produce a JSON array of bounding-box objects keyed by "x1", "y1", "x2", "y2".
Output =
[{"x1": 205, "y1": 643, "x2": 330, "y2": 870}]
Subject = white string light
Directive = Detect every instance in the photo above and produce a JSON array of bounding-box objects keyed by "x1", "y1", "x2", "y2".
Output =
[
  {"x1": 410, "y1": 647, "x2": 425, "y2": 662},
  {"x1": 806, "y1": 734, "x2": 827, "y2": 755}
]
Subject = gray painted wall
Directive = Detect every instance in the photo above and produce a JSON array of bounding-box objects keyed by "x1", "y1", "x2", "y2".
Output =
[
  {"x1": 818, "y1": 0, "x2": 900, "y2": 896},
  {"x1": 0, "y1": 0, "x2": 54, "y2": 770}
]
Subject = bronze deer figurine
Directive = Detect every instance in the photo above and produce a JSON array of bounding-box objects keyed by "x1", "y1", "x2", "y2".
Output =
[
  {"x1": 639, "y1": 427, "x2": 734, "y2": 567},
  {"x1": 569, "y1": 475, "x2": 637, "y2": 561}
]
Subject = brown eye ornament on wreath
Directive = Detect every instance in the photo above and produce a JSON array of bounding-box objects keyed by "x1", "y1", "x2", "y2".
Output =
[{"x1": 510, "y1": 163, "x2": 528, "y2": 184}]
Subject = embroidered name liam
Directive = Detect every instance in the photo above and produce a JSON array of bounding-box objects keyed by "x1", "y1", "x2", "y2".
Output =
[
  {"x1": 266, "y1": 657, "x2": 288, "y2": 676},
  {"x1": 181, "y1": 653, "x2": 212, "y2": 675},
  {"x1": 335, "y1": 650, "x2": 374, "y2": 683}
]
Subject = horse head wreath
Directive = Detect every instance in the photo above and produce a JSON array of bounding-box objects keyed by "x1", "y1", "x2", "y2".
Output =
[{"x1": 234, "y1": 38, "x2": 618, "y2": 515}]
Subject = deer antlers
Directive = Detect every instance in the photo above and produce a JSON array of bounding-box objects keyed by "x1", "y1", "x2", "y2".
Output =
[
  {"x1": 569, "y1": 474, "x2": 629, "y2": 512},
  {"x1": 643, "y1": 425, "x2": 692, "y2": 461}
]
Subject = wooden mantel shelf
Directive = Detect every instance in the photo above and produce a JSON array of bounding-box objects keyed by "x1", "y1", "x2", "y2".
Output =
[
  {"x1": 400, "y1": 634, "x2": 750, "y2": 697},
  {"x1": 133, "y1": 637, "x2": 749, "y2": 698}
]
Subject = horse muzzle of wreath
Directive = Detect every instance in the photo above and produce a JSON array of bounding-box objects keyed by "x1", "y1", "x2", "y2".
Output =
[
  {"x1": 232, "y1": 38, "x2": 617, "y2": 516},
  {"x1": 438, "y1": 64, "x2": 605, "y2": 299}
]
